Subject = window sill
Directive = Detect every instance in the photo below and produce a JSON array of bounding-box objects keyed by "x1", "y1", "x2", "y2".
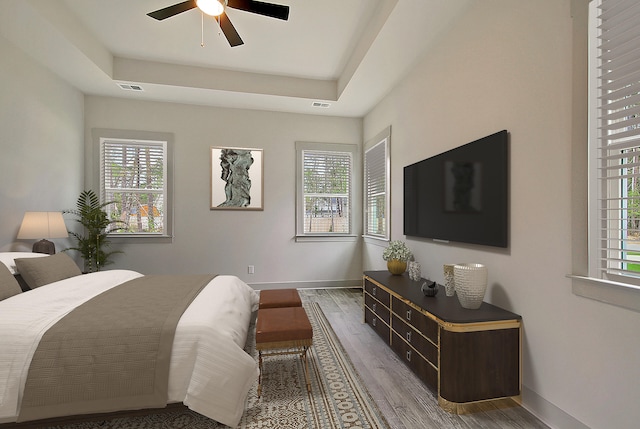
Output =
[
  {"x1": 109, "y1": 235, "x2": 173, "y2": 244},
  {"x1": 568, "y1": 274, "x2": 640, "y2": 313},
  {"x1": 295, "y1": 235, "x2": 359, "y2": 243},
  {"x1": 363, "y1": 235, "x2": 389, "y2": 246}
]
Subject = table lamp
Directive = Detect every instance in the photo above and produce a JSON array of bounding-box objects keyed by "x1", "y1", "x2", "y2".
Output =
[{"x1": 17, "y1": 212, "x2": 69, "y2": 254}]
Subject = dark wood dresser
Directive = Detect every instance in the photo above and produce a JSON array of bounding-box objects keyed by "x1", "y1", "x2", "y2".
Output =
[{"x1": 363, "y1": 270, "x2": 522, "y2": 413}]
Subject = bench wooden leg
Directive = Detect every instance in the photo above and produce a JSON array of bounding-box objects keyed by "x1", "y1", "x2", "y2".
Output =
[
  {"x1": 256, "y1": 344, "x2": 312, "y2": 398},
  {"x1": 301, "y1": 346, "x2": 311, "y2": 393},
  {"x1": 258, "y1": 350, "x2": 263, "y2": 398}
]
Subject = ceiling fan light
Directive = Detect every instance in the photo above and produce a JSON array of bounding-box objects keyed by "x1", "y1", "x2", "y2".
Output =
[{"x1": 196, "y1": 0, "x2": 224, "y2": 16}]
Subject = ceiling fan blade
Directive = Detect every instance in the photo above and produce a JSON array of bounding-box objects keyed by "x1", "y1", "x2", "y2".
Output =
[
  {"x1": 218, "y1": 13, "x2": 244, "y2": 47},
  {"x1": 227, "y1": 0, "x2": 290, "y2": 20},
  {"x1": 147, "y1": 0, "x2": 197, "y2": 20}
]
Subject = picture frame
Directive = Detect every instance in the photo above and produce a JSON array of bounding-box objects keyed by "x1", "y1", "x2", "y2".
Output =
[{"x1": 210, "y1": 146, "x2": 263, "y2": 210}]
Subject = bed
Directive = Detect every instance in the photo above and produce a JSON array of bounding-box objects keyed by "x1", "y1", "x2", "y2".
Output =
[{"x1": 0, "y1": 252, "x2": 260, "y2": 427}]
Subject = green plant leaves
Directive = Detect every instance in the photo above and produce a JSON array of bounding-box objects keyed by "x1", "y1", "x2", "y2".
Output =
[{"x1": 64, "y1": 190, "x2": 123, "y2": 272}]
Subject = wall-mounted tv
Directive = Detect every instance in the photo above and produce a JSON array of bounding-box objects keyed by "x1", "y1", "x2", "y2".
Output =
[{"x1": 403, "y1": 130, "x2": 509, "y2": 248}]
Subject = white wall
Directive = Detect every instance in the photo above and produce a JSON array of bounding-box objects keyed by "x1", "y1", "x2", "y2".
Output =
[
  {"x1": 0, "y1": 34, "x2": 83, "y2": 252},
  {"x1": 363, "y1": 1, "x2": 640, "y2": 429},
  {"x1": 84, "y1": 96, "x2": 363, "y2": 287},
  {"x1": 5, "y1": 2, "x2": 639, "y2": 427}
]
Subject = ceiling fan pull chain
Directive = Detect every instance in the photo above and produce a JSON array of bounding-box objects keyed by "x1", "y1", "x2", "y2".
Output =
[{"x1": 201, "y1": 12, "x2": 205, "y2": 47}]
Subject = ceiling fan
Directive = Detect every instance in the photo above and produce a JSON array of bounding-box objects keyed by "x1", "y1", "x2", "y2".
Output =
[{"x1": 147, "y1": 0, "x2": 290, "y2": 47}]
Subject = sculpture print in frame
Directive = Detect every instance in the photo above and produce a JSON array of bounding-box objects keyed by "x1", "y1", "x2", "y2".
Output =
[{"x1": 210, "y1": 146, "x2": 264, "y2": 210}]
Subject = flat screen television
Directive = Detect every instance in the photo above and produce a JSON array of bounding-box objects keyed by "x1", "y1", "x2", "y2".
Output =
[{"x1": 403, "y1": 130, "x2": 509, "y2": 248}]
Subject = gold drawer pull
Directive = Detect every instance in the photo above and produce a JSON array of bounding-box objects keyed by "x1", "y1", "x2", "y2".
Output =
[
  {"x1": 406, "y1": 331, "x2": 412, "y2": 342},
  {"x1": 406, "y1": 309, "x2": 412, "y2": 321},
  {"x1": 406, "y1": 350, "x2": 412, "y2": 362}
]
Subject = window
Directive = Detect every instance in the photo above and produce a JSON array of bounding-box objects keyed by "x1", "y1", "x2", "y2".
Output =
[
  {"x1": 364, "y1": 126, "x2": 390, "y2": 240},
  {"x1": 588, "y1": 0, "x2": 640, "y2": 287},
  {"x1": 296, "y1": 142, "x2": 357, "y2": 239},
  {"x1": 94, "y1": 129, "x2": 173, "y2": 241}
]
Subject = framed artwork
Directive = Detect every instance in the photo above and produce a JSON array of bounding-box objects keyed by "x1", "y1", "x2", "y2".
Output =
[{"x1": 210, "y1": 146, "x2": 263, "y2": 210}]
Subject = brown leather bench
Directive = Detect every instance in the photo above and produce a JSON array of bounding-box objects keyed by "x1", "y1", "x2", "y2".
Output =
[
  {"x1": 255, "y1": 306, "x2": 313, "y2": 397},
  {"x1": 258, "y1": 288, "x2": 302, "y2": 309}
]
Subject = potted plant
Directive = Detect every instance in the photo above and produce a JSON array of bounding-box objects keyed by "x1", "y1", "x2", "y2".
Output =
[
  {"x1": 64, "y1": 190, "x2": 123, "y2": 272},
  {"x1": 382, "y1": 240, "x2": 413, "y2": 275}
]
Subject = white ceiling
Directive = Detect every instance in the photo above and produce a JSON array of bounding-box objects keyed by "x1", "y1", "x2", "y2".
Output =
[{"x1": 0, "y1": 0, "x2": 471, "y2": 117}]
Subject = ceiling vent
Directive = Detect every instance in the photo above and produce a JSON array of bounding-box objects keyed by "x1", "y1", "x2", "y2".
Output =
[
  {"x1": 312, "y1": 101, "x2": 331, "y2": 108},
  {"x1": 118, "y1": 83, "x2": 144, "y2": 91}
]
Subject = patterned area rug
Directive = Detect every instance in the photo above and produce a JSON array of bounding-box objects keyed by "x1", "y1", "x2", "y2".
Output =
[{"x1": 30, "y1": 303, "x2": 389, "y2": 429}]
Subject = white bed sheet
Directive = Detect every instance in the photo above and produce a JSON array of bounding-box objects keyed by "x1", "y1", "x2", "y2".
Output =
[{"x1": 0, "y1": 270, "x2": 259, "y2": 427}]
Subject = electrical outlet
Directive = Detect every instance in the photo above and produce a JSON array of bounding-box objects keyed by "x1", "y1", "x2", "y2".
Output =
[{"x1": 248, "y1": 265, "x2": 255, "y2": 274}]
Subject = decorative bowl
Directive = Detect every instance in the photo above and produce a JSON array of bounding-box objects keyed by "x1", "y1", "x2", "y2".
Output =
[{"x1": 421, "y1": 281, "x2": 439, "y2": 297}]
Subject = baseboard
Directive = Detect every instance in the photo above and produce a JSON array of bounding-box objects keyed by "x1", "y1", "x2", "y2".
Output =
[
  {"x1": 521, "y1": 385, "x2": 590, "y2": 429},
  {"x1": 247, "y1": 279, "x2": 362, "y2": 290}
]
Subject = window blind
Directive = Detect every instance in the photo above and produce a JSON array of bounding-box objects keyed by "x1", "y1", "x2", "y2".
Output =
[
  {"x1": 101, "y1": 139, "x2": 167, "y2": 234},
  {"x1": 364, "y1": 139, "x2": 387, "y2": 237},
  {"x1": 596, "y1": 0, "x2": 640, "y2": 277},
  {"x1": 302, "y1": 150, "x2": 351, "y2": 234}
]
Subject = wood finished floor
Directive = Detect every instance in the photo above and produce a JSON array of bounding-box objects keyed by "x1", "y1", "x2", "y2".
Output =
[{"x1": 299, "y1": 288, "x2": 549, "y2": 429}]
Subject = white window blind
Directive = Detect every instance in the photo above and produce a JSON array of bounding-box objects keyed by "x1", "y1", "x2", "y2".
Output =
[
  {"x1": 101, "y1": 139, "x2": 167, "y2": 235},
  {"x1": 302, "y1": 150, "x2": 351, "y2": 234},
  {"x1": 364, "y1": 139, "x2": 388, "y2": 238},
  {"x1": 595, "y1": 0, "x2": 640, "y2": 279}
]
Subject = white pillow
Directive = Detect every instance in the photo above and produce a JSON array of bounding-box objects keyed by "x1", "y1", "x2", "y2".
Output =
[{"x1": 0, "y1": 252, "x2": 48, "y2": 275}]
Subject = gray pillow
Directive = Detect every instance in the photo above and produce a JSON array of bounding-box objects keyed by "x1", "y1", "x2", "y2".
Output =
[
  {"x1": 15, "y1": 252, "x2": 82, "y2": 289},
  {"x1": 0, "y1": 262, "x2": 22, "y2": 301}
]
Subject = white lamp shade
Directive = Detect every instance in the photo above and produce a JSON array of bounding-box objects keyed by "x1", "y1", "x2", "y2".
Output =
[
  {"x1": 17, "y1": 212, "x2": 69, "y2": 239},
  {"x1": 196, "y1": 0, "x2": 224, "y2": 16}
]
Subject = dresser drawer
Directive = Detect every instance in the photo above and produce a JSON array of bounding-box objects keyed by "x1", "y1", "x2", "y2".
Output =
[
  {"x1": 364, "y1": 279, "x2": 391, "y2": 308},
  {"x1": 364, "y1": 293, "x2": 391, "y2": 325},
  {"x1": 392, "y1": 314, "x2": 438, "y2": 367},
  {"x1": 364, "y1": 307, "x2": 390, "y2": 344},
  {"x1": 392, "y1": 297, "x2": 438, "y2": 344},
  {"x1": 391, "y1": 331, "x2": 438, "y2": 390}
]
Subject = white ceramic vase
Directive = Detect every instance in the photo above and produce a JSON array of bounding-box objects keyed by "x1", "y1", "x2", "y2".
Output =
[{"x1": 453, "y1": 263, "x2": 487, "y2": 309}]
